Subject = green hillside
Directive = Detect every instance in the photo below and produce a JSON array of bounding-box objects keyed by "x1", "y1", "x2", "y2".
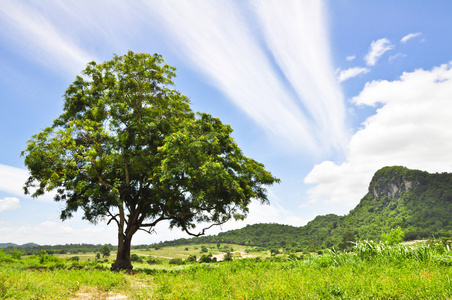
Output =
[{"x1": 152, "y1": 166, "x2": 452, "y2": 251}]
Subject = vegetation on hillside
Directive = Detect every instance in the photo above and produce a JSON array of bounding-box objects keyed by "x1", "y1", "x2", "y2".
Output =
[{"x1": 149, "y1": 166, "x2": 452, "y2": 252}]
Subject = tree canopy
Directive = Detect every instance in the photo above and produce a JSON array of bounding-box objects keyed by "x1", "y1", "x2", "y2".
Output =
[{"x1": 22, "y1": 51, "x2": 280, "y2": 270}]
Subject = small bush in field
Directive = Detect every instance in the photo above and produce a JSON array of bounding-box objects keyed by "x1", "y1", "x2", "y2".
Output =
[
  {"x1": 381, "y1": 226, "x2": 404, "y2": 245},
  {"x1": 131, "y1": 254, "x2": 143, "y2": 263},
  {"x1": 199, "y1": 254, "x2": 214, "y2": 263},
  {"x1": 223, "y1": 251, "x2": 233, "y2": 261},
  {"x1": 169, "y1": 258, "x2": 184, "y2": 265},
  {"x1": 10, "y1": 249, "x2": 22, "y2": 260},
  {"x1": 147, "y1": 256, "x2": 162, "y2": 265},
  {"x1": 186, "y1": 255, "x2": 197, "y2": 263}
]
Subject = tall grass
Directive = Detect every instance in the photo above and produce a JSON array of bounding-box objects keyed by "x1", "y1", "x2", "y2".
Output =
[
  {"x1": 354, "y1": 240, "x2": 452, "y2": 265},
  {"x1": 0, "y1": 250, "x2": 127, "y2": 299},
  {"x1": 1, "y1": 242, "x2": 452, "y2": 299}
]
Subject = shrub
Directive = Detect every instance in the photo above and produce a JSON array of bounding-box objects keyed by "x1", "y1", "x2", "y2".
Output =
[
  {"x1": 223, "y1": 251, "x2": 233, "y2": 262},
  {"x1": 131, "y1": 254, "x2": 143, "y2": 263},
  {"x1": 169, "y1": 258, "x2": 184, "y2": 265},
  {"x1": 147, "y1": 256, "x2": 162, "y2": 265},
  {"x1": 186, "y1": 255, "x2": 197, "y2": 263},
  {"x1": 199, "y1": 254, "x2": 213, "y2": 263},
  {"x1": 10, "y1": 249, "x2": 22, "y2": 260},
  {"x1": 381, "y1": 227, "x2": 404, "y2": 245}
]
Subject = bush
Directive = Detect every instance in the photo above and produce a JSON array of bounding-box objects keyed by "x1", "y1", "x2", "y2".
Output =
[
  {"x1": 186, "y1": 255, "x2": 197, "y2": 263},
  {"x1": 10, "y1": 249, "x2": 22, "y2": 260},
  {"x1": 69, "y1": 256, "x2": 80, "y2": 262},
  {"x1": 169, "y1": 258, "x2": 184, "y2": 265},
  {"x1": 0, "y1": 249, "x2": 13, "y2": 263},
  {"x1": 147, "y1": 256, "x2": 161, "y2": 265},
  {"x1": 381, "y1": 227, "x2": 404, "y2": 245},
  {"x1": 288, "y1": 253, "x2": 301, "y2": 261},
  {"x1": 199, "y1": 254, "x2": 213, "y2": 263},
  {"x1": 223, "y1": 251, "x2": 233, "y2": 261},
  {"x1": 131, "y1": 254, "x2": 143, "y2": 263}
]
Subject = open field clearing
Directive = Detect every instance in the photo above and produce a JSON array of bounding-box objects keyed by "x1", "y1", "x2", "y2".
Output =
[{"x1": 2, "y1": 241, "x2": 452, "y2": 299}]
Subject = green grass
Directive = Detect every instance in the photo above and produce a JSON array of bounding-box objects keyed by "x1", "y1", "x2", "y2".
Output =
[{"x1": 1, "y1": 241, "x2": 452, "y2": 299}]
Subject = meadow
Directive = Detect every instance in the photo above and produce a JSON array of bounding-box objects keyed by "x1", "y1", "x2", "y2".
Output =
[{"x1": 1, "y1": 241, "x2": 452, "y2": 299}]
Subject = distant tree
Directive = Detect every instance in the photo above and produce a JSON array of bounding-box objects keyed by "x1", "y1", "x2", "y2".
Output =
[
  {"x1": 223, "y1": 251, "x2": 233, "y2": 261},
  {"x1": 381, "y1": 226, "x2": 404, "y2": 245},
  {"x1": 130, "y1": 253, "x2": 143, "y2": 263},
  {"x1": 21, "y1": 51, "x2": 280, "y2": 270},
  {"x1": 96, "y1": 253, "x2": 101, "y2": 260},
  {"x1": 337, "y1": 230, "x2": 355, "y2": 252},
  {"x1": 101, "y1": 245, "x2": 111, "y2": 258},
  {"x1": 146, "y1": 256, "x2": 161, "y2": 265},
  {"x1": 186, "y1": 254, "x2": 197, "y2": 263},
  {"x1": 199, "y1": 254, "x2": 213, "y2": 263},
  {"x1": 10, "y1": 249, "x2": 22, "y2": 260},
  {"x1": 169, "y1": 258, "x2": 184, "y2": 265}
]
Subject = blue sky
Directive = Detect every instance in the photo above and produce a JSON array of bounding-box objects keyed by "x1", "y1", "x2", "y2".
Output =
[{"x1": 1, "y1": 0, "x2": 452, "y2": 245}]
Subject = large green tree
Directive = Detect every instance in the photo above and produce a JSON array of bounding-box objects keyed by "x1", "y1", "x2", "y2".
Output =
[{"x1": 22, "y1": 51, "x2": 279, "y2": 270}]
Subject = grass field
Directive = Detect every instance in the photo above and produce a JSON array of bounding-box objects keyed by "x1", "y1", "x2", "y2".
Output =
[{"x1": 1, "y1": 241, "x2": 452, "y2": 299}]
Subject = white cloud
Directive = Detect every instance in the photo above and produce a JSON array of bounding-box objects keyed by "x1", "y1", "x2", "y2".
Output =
[
  {"x1": 346, "y1": 55, "x2": 356, "y2": 61},
  {"x1": 305, "y1": 63, "x2": 452, "y2": 208},
  {"x1": 401, "y1": 32, "x2": 422, "y2": 43},
  {"x1": 337, "y1": 67, "x2": 370, "y2": 82},
  {"x1": 0, "y1": 164, "x2": 29, "y2": 198},
  {"x1": 0, "y1": 197, "x2": 20, "y2": 212},
  {"x1": 0, "y1": 164, "x2": 55, "y2": 202},
  {"x1": 364, "y1": 38, "x2": 394, "y2": 66},
  {"x1": 0, "y1": 219, "x2": 117, "y2": 245},
  {"x1": 145, "y1": 0, "x2": 347, "y2": 152}
]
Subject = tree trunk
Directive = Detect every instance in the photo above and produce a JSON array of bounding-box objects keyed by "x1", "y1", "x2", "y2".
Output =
[{"x1": 111, "y1": 233, "x2": 133, "y2": 271}]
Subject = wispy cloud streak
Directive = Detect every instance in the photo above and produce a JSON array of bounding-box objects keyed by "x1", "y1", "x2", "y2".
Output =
[
  {"x1": 401, "y1": 32, "x2": 422, "y2": 43},
  {"x1": 145, "y1": 0, "x2": 347, "y2": 152},
  {"x1": 337, "y1": 67, "x2": 370, "y2": 82},
  {"x1": 0, "y1": 0, "x2": 95, "y2": 75},
  {"x1": 1, "y1": 0, "x2": 347, "y2": 153},
  {"x1": 253, "y1": 0, "x2": 347, "y2": 150}
]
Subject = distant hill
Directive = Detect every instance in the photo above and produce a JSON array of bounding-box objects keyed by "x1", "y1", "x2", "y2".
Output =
[
  {"x1": 152, "y1": 166, "x2": 452, "y2": 251},
  {"x1": 0, "y1": 243, "x2": 17, "y2": 248},
  {"x1": 0, "y1": 242, "x2": 40, "y2": 249}
]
